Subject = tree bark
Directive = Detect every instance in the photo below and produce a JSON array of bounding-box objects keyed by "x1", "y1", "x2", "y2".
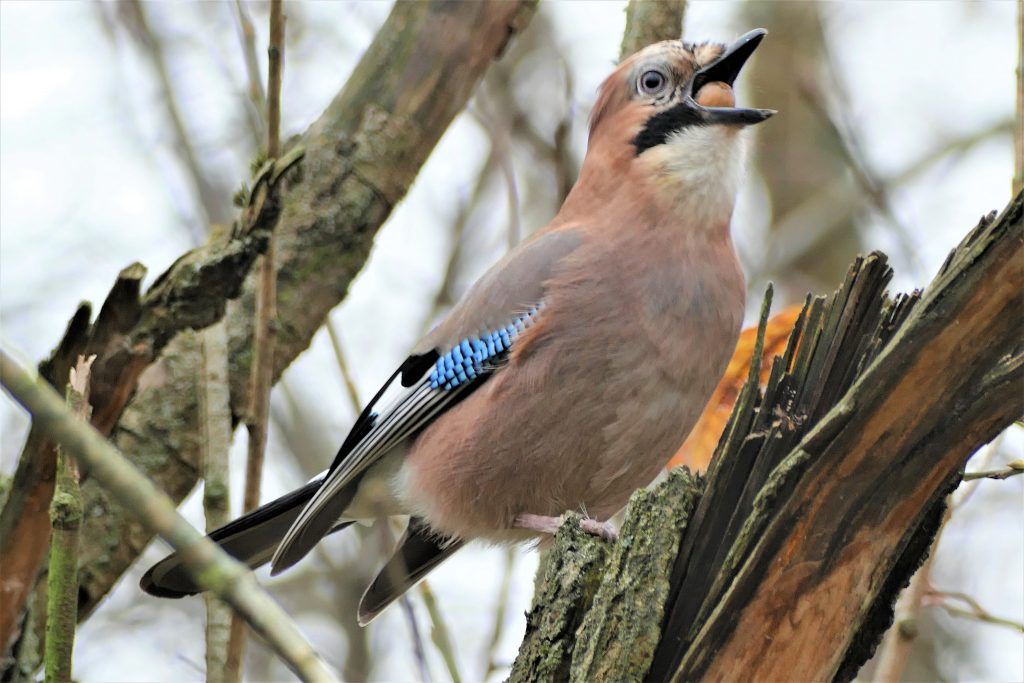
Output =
[
  {"x1": 619, "y1": 0, "x2": 687, "y2": 60},
  {"x1": 511, "y1": 191, "x2": 1023, "y2": 682},
  {"x1": 0, "y1": 0, "x2": 537, "y2": 663}
]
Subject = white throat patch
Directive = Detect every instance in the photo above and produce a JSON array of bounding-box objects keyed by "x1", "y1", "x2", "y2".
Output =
[{"x1": 642, "y1": 125, "x2": 748, "y2": 227}]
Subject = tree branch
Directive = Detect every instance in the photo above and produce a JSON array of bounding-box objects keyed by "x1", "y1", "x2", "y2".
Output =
[
  {"x1": 0, "y1": 148, "x2": 299, "y2": 654},
  {"x1": 43, "y1": 356, "x2": 93, "y2": 683},
  {"x1": 0, "y1": 0, "x2": 537, "y2": 665},
  {"x1": 0, "y1": 349, "x2": 338, "y2": 683},
  {"x1": 105, "y1": 0, "x2": 533, "y2": 616},
  {"x1": 231, "y1": 2, "x2": 285, "y2": 674},
  {"x1": 200, "y1": 320, "x2": 233, "y2": 683},
  {"x1": 620, "y1": 0, "x2": 687, "y2": 60}
]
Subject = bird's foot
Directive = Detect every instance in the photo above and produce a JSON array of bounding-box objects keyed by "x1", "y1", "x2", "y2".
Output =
[
  {"x1": 579, "y1": 517, "x2": 619, "y2": 542},
  {"x1": 514, "y1": 513, "x2": 618, "y2": 542}
]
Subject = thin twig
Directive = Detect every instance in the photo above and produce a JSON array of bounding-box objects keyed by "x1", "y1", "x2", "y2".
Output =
[
  {"x1": 481, "y1": 548, "x2": 516, "y2": 680},
  {"x1": 871, "y1": 504, "x2": 950, "y2": 683},
  {"x1": 114, "y1": 1, "x2": 232, "y2": 233},
  {"x1": 201, "y1": 321, "x2": 233, "y2": 683},
  {"x1": 470, "y1": 102, "x2": 521, "y2": 250},
  {"x1": 952, "y1": 435, "x2": 1003, "y2": 510},
  {"x1": 422, "y1": 146, "x2": 500, "y2": 332},
  {"x1": 43, "y1": 355, "x2": 93, "y2": 683},
  {"x1": 234, "y1": 0, "x2": 285, "y2": 675},
  {"x1": 400, "y1": 596, "x2": 431, "y2": 683},
  {"x1": 232, "y1": 0, "x2": 267, "y2": 146},
  {"x1": 418, "y1": 581, "x2": 462, "y2": 683},
  {"x1": 377, "y1": 519, "x2": 430, "y2": 683},
  {"x1": 325, "y1": 318, "x2": 362, "y2": 412},
  {"x1": 961, "y1": 460, "x2": 1024, "y2": 481},
  {"x1": 925, "y1": 589, "x2": 1024, "y2": 633},
  {"x1": 798, "y1": 69, "x2": 923, "y2": 277},
  {"x1": 0, "y1": 347, "x2": 338, "y2": 683}
]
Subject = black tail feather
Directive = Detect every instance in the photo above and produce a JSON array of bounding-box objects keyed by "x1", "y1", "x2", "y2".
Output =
[
  {"x1": 357, "y1": 517, "x2": 464, "y2": 625},
  {"x1": 140, "y1": 478, "x2": 352, "y2": 598}
]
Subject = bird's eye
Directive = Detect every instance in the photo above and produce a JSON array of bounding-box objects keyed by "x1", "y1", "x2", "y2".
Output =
[{"x1": 638, "y1": 69, "x2": 668, "y2": 96}]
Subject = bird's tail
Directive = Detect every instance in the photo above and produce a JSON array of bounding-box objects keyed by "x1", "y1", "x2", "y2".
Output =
[
  {"x1": 140, "y1": 478, "x2": 351, "y2": 598},
  {"x1": 357, "y1": 517, "x2": 464, "y2": 625}
]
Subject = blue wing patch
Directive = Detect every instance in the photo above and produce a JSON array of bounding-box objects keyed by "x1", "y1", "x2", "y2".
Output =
[{"x1": 429, "y1": 306, "x2": 541, "y2": 390}]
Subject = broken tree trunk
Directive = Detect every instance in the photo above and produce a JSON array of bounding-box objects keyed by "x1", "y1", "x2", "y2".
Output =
[{"x1": 509, "y1": 190, "x2": 1022, "y2": 682}]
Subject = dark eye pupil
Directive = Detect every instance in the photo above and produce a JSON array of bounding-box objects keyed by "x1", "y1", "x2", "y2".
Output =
[{"x1": 642, "y1": 71, "x2": 664, "y2": 93}]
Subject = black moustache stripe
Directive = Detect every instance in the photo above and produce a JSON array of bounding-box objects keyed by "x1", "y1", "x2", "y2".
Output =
[{"x1": 632, "y1": 102, "x2": 707, "y2": 155}]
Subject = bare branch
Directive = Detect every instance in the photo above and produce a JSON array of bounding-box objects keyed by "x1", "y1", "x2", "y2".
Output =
[
  {"x1": 0, "y1": 348, "x2": 338, "y2": 683},
  {"x1": 115, "y1": 1, "x2": 234, "y2": 232},
  {"x1": 232, "y1": 2, "x2": 286, "y2": 674},
  {"x1": 961, "y1": 460, "x2": 1024, "y2": 481},
  {"x1": 43, "y1": 355, "x2": 94, "y2": 683},
  {"x1": 418, "y1": 581, "x2": 462, "y2": 683},
  {"x1": 925, "y1": 589, "x2": 1024, "y2": 633},
  {"x1": 200, "y1": 321, "x2": 233, "y2": 683},
  {"x1": 620, "y1": 0, "x2": 687, "y2": 60},
  {"x1": 232, "y1": 0, "x2": 268, "y2": 146}
]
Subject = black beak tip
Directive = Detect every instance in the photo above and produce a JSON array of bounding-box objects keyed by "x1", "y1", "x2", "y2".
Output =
[{"x1": 693, "y1": 28, "x2": 768, "y2": 92}]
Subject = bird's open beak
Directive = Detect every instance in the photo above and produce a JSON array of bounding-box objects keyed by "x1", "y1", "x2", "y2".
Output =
[{"x1": 691, "y1": 29, "x2": 775, "y2": 126}]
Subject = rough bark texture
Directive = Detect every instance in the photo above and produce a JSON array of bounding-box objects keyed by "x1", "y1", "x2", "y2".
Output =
[
  {"x1": 0, "y1": 148, "x2": 300, "y2": 656},
  {"x1": 569, "y1": 469, "x2": 702, "y2": 682},
  {"x1": 512, "y1": 192, "x2": 1022, "y2": 682},
  {"x1": 619, "y1": 0, "x2": 687, "y2": 60},
  {"x1": 0, "y1": 0, "x2": 537, "y2": 665},
  {"x1": 509, "y1": 515, "x2": 610, "y2": 683}
]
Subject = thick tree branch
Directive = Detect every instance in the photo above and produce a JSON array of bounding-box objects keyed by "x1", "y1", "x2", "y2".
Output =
[
  {"x1": 684, "y1": 193, "x2": 1021, "y2": 682},
  {"x1": 620, "y1": 0, "x2": 687, "y2": 60},
  {"x1": 0, "y1": 0, "x2": 537, "y2": 659}
]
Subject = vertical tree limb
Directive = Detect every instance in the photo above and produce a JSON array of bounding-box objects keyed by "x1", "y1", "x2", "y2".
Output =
[
  {"x1": 231, "y1": 2, "x2": 285, "y2": 676},
  {"x1": 43, "y1": 356, "x2": 93, "y2": 683},
  {"x1": 200, "y1": 321, "x2": 233, "y2": 683},
  {"x1": 0, "y1": 349, "x2": 339, "y2": 683},
  {"x1": 620, "y1": 0, "x2": 687, "y2": 60}
]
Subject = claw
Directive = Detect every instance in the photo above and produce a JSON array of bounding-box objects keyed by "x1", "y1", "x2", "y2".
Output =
[{"x1": 514, "y1": 512, "x2": 618, "y2": 542}]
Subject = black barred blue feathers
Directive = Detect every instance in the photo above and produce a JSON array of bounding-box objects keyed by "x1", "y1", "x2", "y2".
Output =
[{"x1": 429, "y1": 307, "x2": 541, "y2": 390}]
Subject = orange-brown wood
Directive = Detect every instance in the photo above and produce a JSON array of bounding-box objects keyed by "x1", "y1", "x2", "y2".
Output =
[{"x1": 678, "y1": 197, "x2": 1023, "y2": 682}]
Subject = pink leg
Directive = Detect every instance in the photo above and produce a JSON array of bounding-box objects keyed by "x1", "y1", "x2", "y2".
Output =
[{"x1": 514, "y1": 513, "x2": 618, "y2": 541}]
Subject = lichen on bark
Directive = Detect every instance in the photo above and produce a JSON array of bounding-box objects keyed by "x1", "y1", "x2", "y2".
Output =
[
  {"x1": 508, "y1": 515, "x2": 610, "y2": 683},
  {"x1": 570, "y1": 469, "x2": 702, "y2": 681}
]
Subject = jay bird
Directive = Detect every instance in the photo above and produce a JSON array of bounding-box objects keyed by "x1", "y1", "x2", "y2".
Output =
[{"x1": 142, "y1": 30, "x2": 774, "y2": 625}]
